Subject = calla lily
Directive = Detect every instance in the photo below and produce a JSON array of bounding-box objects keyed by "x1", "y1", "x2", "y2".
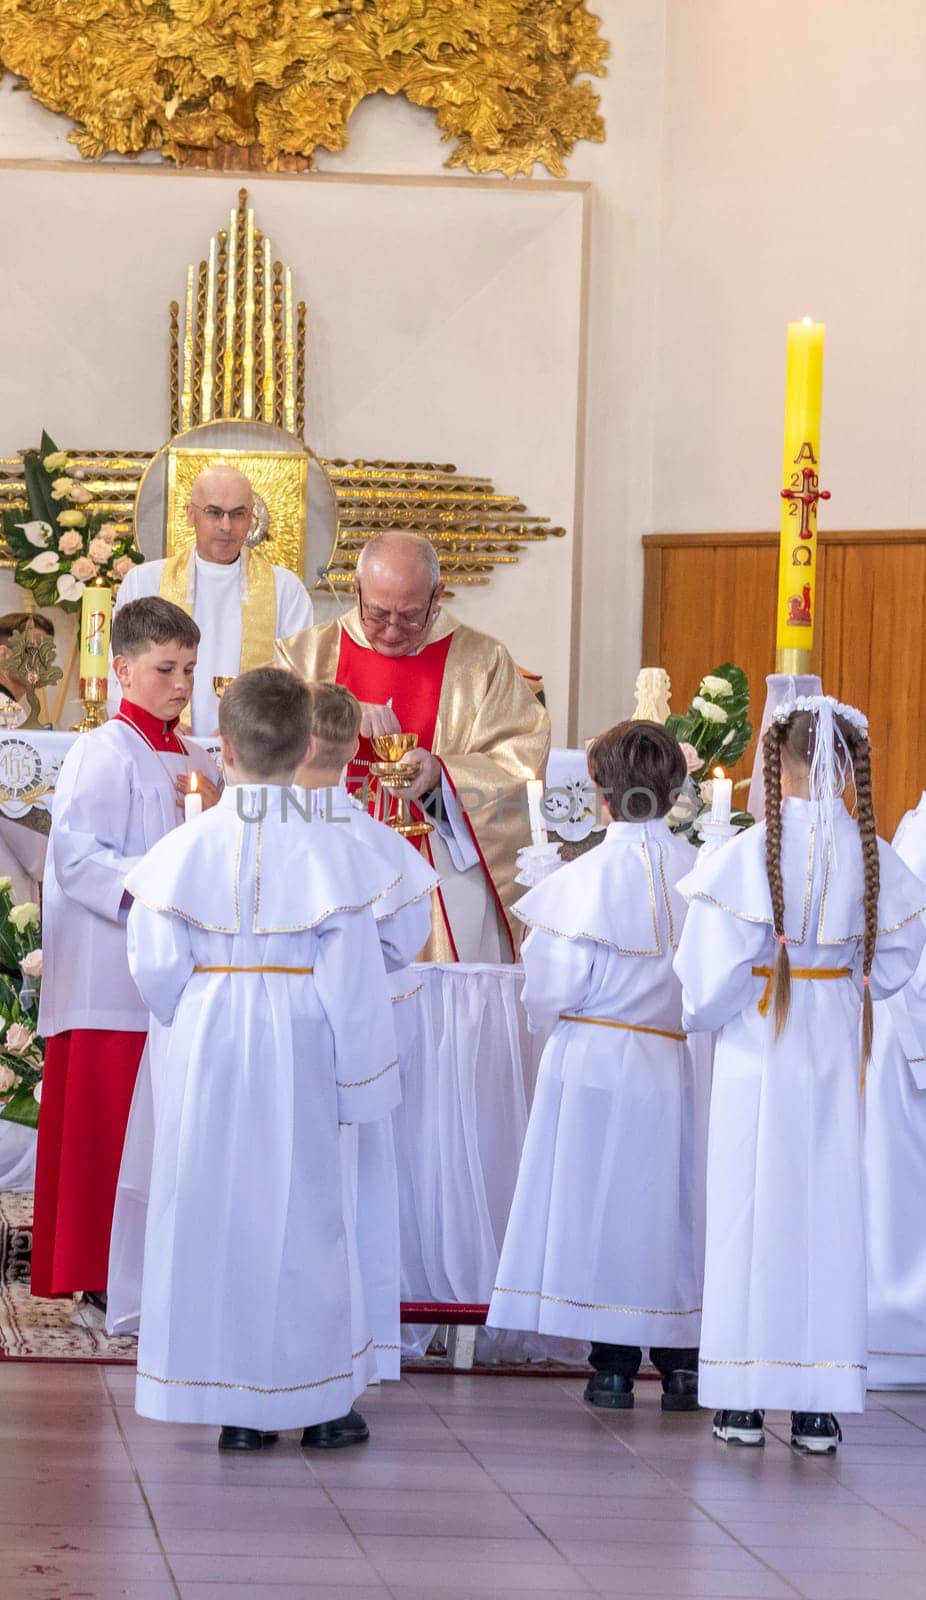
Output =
[
  {"x1": 26, "y1": 551, "x2": 60, "y2": 574},
  {"x1": 15, "y1": 521, "x2": 52, "y2": 548},
  {"x1": 56, "y1": 573, "x2": 85, "y2": 603}
]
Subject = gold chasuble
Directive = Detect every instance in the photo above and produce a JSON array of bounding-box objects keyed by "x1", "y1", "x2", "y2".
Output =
[
  {"x1": 158, "y1": 546, "x2": 277, "y2": 673},
  {"x1": 276, "y1": 608, "x2": 550, "y2": 963}
]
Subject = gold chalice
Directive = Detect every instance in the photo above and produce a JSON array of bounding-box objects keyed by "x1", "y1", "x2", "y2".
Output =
[
  {"x1": 370, "y1": 731, "x2": 433, "y2": 839},
  {"x1": 212, "y1": 676, "x2": 235, "y2": 700}
]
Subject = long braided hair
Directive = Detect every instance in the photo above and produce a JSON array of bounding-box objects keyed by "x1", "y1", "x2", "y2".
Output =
[{"x1": 762, "y1": 709, "x2": 879, "y2": 1069}]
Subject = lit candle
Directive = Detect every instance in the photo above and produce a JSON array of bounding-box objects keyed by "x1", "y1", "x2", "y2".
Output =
[
  {"x1": 79, "y1": 580, "x2": 112, "y2": 685},
  {"x1": 184, "y1": 770, "x2": 203, "y2": 823},
  {"x1": 526, "y1": 776, "x2": 546, "y2": 847},
  {"x1": 710, "y1": 766, "x2": 732, "y2": 825},
  {"x1": 776, "y1": 317, "x2": 825, "y2": 668}
]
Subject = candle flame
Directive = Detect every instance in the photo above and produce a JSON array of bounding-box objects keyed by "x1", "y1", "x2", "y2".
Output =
[
  {"x1": 712, "y1": 766, "x2": 726, "y2": 780},
  {"x1": 190, "y1": 771, "x2": 199, "y2": 793},
  {"x1": 802, "y1": 315, "x2": 814, "y2": 326}
]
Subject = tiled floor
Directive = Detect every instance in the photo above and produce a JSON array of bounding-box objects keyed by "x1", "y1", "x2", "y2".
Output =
[{"x1": 3, "y1": 1364, "x2": 926, "y2": 1599}]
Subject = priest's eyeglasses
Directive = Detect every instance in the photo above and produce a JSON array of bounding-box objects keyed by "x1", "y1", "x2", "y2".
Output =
[
  {"x1": 190, "y1": 502, "x2": 253, "y2": 526},
  {"x1": 357, "y1": 586, "x2": 437, "y2": 634}
]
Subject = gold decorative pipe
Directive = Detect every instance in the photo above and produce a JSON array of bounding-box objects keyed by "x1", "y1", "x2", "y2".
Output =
[
  {"x1": 222, "y1": 209, "x2": 236, "y2": 417},
  {"x1": 169, "y1": 300, "x2": 180, "y2": 435},
  {"x1": 296, "y1": 300, "x2": 307, "y2": 437},
  {"x1": 202, "y1": 235, "x2": 217, "y2": 423},
  {"x1": 262, "y1": 236, "x2": 275, "y2": 423},
  {"x1": 283, "y1": 267, "x2": 296, "y2": 433},
  {"x1": 181, "y1": 264, "x2": 195, "y2": 431},
  {"x1": 243, "y1": 207, "x2": 256, "y2": 418}
]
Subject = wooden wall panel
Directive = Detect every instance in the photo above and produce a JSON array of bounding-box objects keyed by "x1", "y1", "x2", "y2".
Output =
[{"x1": 642, "y1": 530, "x2": 926, "y2": 838}]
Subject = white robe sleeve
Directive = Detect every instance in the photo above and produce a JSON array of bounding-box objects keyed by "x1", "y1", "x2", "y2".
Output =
[
  {"x1": 432, "y1": 768, "x2": 480, "y2": 871},
  {"x1": 376, "y1": 897, "x2": 432, "y2": 971},
  {"x1": 313, "y1": 908, "x2": 399, "y2": 1123},
  {"x1": 126, "y1": 901, "x2": 195, "y2": 1027},
  {"x1": 868, "y1": 910, "x2": 926, "y2": 1003},
  {"x1": 674, "y1": 900, "x2": 769, "y2": 1033},
  {"x1": 274, "y1": 567, "x2": 314, "y2": 638},
  {"x1": 52, "y1": 738, "x2": 145, "y2": 923},
  {"x1": 520, "y1": 927, "x2": 598, "y2": 1033}
]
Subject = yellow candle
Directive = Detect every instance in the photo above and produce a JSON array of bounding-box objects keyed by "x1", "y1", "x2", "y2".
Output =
[
  {"x1": 79, "y1": 581, "x2": 112, "y2": 685},
  {"x1": 776, "y1": 318, "x2": 826, "y2": 665}
]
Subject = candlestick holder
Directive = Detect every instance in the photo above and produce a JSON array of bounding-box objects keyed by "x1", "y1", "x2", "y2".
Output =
[
  {"x1": 370, "y1": 732, "x2": 433, "y2": 839},
  {"x1": 72, "y1": 675, "x2": 108, "y2": 734},
  {"x1": 697, "y1": 819, "x2": 740, "y2": 855},
  {"x1": 515, "y1": 841, "x2": 562, "y2": 887}
]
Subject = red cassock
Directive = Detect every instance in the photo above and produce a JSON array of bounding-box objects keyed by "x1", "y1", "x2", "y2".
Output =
[{"x1": 31, "y1": 1030, "x2": 145, "y2": 1296}]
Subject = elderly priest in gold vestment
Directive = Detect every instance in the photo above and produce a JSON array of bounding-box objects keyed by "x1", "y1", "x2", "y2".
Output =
[{"x1": 275, "y1": 533, "x2": 550, "y2": 962}]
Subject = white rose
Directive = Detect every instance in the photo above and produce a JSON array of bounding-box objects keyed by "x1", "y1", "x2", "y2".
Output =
[
  {"x1": 25, "y1": 551, "x2": 60, "y2": 574},
  {"x1": 0, "y1": 1063, "x2": 17, "y2": 1094},
  {"x1": 20, "y1": 949, "x2": 42, "y2": 978},
  {"x1": 699, "y1": 675, "x2": 734, "y2": 698},
  {"x1": 33, "y1": 1081, "x2": 42, "y2": 1105},
  {"x1": 50, "y1": 478, "x2": 75, "y2": 500},
  {"x1": 692, "y1": 696, "x2": 729, "y2": 725},
  {"x1": 57, "y1": 574, "x2": 85, "y2": 603},
  {"x1": 0, "y1": 877, "x2": 12, "y2": 894},
  {"x1": 42, "y1": 451, "x2": 69, "y2": 472},
  {"x1": 678, "y1": 742, "x2": 701, "y2": 774},
  {"x1": 9, "y1": 902, "x2": 39, "y2": 933},
  {"x1": 6, "y1": 1022, "x2": 34, "y2": 1053},
  {"x1": 15, "y1": 520, "x2": 53, "y2": 549}
]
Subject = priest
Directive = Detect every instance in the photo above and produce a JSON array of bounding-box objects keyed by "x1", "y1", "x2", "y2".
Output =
[
  {"x1": 109, "y1": 465, "x2": 312, "y2": 734},
  {"x1": 275, "y1": 532, "x2": 549, "y2": 962}
]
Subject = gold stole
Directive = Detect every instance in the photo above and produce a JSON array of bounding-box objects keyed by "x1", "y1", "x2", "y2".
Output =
[{"x1": 158, "y1": 546, "x2": 277, "y2": 673}]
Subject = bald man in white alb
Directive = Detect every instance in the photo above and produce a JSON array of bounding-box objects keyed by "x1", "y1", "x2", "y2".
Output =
[{"x1": 110, "y1": 467, "x2": 312, "y2": 734}]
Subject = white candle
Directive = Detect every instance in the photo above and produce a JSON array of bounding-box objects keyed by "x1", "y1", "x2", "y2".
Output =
[
  {"x1": 526, "y1": 777, "x2": 546, "y2": 847},
  {"x1": 710, "y1": 767, "x2": 732, "y2": 825},
  {"x1": 184, "y1": 771, "x2": 203, "y2": 823}
]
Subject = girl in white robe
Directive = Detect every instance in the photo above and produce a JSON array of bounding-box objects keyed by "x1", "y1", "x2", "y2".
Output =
[
  {"x1": 675, "y1": 696, "x2": 926, "y2": 1453},
  {"x1": 124, "y1": 669, "x2": 401, "y2": 1448},
  {"x1": 489, "y1": 721, "x2": 708, "y2": 1410},
  {"x1": 865, "y1": 793, "x2": 926, "y2": 1385}
]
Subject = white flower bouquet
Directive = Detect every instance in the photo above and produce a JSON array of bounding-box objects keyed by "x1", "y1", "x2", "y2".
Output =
[
  {"x1": 0, "y1": 880, "x2": 44, "y2": 1128},
  {"x1": 2, "y1": 430, "x2": 142, "y2": 613},
  {"x1": 665, "y1": 662, "x2": 754, "y2": 843}
]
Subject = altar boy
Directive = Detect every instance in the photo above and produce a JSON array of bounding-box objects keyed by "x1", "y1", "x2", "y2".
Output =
[
  {"x1": 295, "y1": 682, "x2": 437, "y2": 1381},
  {"x1": 125, "y1": 668, "x2": 401, "y2": 1451},
  {"x1": 32, "y1": 598, "x2": 219, "y2": 1300},
  {"x1": 488, "y1": 722, "x2": 707, "y2": 1410}
]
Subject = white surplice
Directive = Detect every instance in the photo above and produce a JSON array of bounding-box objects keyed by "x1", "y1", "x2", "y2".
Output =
[
  {"x1": 123, "y1": 784, "x2": 400, "y2": 1431},
  {"x1": 310, "y1": 785, "x2": 436, "y2": 1379},
  {"x1": 866, "y1": 794, "x2": 926, "y2": 1385},
  {"x1": 39, "y1": 719, "x2": 218, "y2": 1036},
  {"x1": 109, "y1": 554, "x2": 313, "y2": 735},
  {"x1": 675, "y1": 798, "x2": 926, "y2": 1413},
  {"x1": 488, "y1": 819, "x2": 709, "y2": 1349}
]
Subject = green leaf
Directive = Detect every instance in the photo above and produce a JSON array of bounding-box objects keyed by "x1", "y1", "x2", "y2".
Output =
[{"x1": 0, "y1": 1084, "x2": 39, "y2": 1129}]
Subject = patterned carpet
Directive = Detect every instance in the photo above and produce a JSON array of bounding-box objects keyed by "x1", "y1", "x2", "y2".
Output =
[{"x1": 0, "y1": 1191, "x2": 136, "y2": 1361}]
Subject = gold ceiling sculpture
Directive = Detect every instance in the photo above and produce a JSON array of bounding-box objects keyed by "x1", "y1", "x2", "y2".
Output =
[{"x1": 0, "y1": 1, "x2": 608, "y2": 179}]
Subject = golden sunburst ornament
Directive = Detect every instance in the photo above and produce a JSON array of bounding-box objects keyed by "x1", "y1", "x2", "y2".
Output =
[{"x1": 0, "y1": 0, "x2": 609, "y2": 178}]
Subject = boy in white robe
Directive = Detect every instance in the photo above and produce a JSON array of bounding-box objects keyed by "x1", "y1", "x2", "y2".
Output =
[
  {"x1": 675, "y1": 696, "x2": 926, "y2": 1454},
  {"x1": 32, "y1": 598, "x2": 219, "y2": 1302},
  {"x1": 295, "y1": 682, "x2": 437, "y2": 1380},
  {"x1": 865, "y1": 793, "x2": 926, "y2": 1385},
  {"x1": 489, "y1": 721, "x2": 708, "y2": 1412},
  {"x1": 125, "y1": 667, "x2": 400, "y2": 1452}
]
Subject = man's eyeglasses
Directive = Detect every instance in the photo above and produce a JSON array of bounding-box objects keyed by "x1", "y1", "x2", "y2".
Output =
[
  {"x1": 357, "y1": 586, "x2": 437, "y2": 634},
  {"x1": 191, "y1": 503, "x2": 253, "y2": 526}
]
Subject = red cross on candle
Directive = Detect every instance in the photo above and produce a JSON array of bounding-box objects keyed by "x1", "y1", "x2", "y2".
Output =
[{"x1": 780, "y1": 465, "x2": 831, "y2": 540}]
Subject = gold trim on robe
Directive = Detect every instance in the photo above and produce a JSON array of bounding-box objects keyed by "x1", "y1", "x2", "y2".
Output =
[
  {"x1": 275, "y1": 607, "x2": 551, "y2": 963},
  {"x1": 159, "y1": 546, "x2": 277, "y2": 674}
]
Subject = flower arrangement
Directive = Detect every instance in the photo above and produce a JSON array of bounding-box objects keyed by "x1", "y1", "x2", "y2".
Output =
[
  {"x1": 666, "y1": 663, "x2": 754, "y2": 842},
  {"x1": 2, "y1": 430, "x2": 142, "y2": 612},
  {"x1": 0, "y1": 878, "x2": 43, "y2": 1128}
]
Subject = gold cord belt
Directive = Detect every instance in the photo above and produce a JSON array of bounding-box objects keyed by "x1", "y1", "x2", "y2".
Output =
[
  {"x1": 558, "y1": 1014, "x2": 686, "y2": 1043},
  {"x1": 193, "y1": 965, "x2": 315, "y2": 975},
  {"x1": 752, "y1": 965, "x2": 851, "y2": 1017}
]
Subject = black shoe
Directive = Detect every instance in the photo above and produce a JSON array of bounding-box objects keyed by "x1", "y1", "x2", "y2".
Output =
[
  {"x1": 301, "y1": 1409, "x2": 369, "y2": 1450},
  {"x1": 661, "y1": 1369, "x2": 700, "y2": 1412},
  {"x1": 219, "y1": 1426, "x2": 265, "y2": 1452},
  {"x1": 584, "y1": 1372, "x2": 634, "y2": 1410},
  {"x1": 791, "y1": 1412, "x2": 842, "y2": 1454},
  {"x1": 83, "y1": 1291, "x2": 107, "y2": 1314},
  {"x1": 712, "y1": 1409, "x2": 765, "y2": 1446}
]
